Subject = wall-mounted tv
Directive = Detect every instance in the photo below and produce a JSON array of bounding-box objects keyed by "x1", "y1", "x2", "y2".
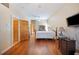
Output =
[{"x1": 66, "y1": 13, "x2": 79, "y2": 26}]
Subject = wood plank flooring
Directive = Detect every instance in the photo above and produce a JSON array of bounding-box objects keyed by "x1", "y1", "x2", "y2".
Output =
[
  {"x1": 28, "y1": 39, "x2": 61, "y2": 55},
  {"x1": 3, "y1": 33, "x2": 62, "y2": 55},
  {"x1": 3, "y1": 40, "x2": 28, "y2": 55}
]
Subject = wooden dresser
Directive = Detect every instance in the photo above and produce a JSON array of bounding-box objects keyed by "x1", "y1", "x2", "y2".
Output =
[{"x1": 56, "y1": 39, "x2": 76, "y2": 55}]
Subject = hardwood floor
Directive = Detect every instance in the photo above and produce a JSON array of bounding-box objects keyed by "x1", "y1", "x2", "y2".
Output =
[
  {"x1": 3, "y1": 40, "x2": 28, "y2": 55},
  {"x1": 3, "y1": 34, "x2": 62, "y2": 55},
  {"x1": 28, "y1": 39, "x2": 61, "y2": 55}
]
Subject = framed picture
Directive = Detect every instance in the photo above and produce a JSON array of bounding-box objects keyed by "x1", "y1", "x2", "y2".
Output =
[{"x1": 39, "y1": 25, "x2": 45, "y2": 31}]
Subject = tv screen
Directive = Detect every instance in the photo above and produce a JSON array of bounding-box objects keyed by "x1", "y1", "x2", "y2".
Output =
[{"x1": 67, "y1": 13, "x2": 79, "y2": 26}]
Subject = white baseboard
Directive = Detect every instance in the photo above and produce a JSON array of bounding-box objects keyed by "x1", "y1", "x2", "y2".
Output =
[
  {"x1": 0, "y1": 45, "x2": 13, "y2": 55},
  {"x1": 0, "y1": 42, "x2": 19, "y2": 55}
]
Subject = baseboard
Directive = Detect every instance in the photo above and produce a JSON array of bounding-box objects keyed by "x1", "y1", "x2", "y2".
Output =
[{"x1": 0, "y1": 41, "x2": 19, "y2": 55}]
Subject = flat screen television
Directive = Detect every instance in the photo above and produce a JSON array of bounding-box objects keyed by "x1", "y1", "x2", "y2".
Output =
[{"x1": 66, "y1": 13, "x2": 79, "y2": 26}]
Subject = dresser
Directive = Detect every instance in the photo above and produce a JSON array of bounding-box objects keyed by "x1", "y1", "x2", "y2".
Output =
[{"x1": 56, "y1": 39, "x2": 76, "y2": 55}]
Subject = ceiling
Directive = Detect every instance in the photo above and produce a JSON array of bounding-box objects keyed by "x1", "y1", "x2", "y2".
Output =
[{"x1": 9, "y1": 3, "x2": 66, "y2": 19}]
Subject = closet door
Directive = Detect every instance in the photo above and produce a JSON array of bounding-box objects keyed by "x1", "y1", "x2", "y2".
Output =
[
  {"x1": 13, "y1": 18, "x2": 18, "y2": 44},
  {"x1": 20, "y1": 20, "x2": 28, "y2": 41}
]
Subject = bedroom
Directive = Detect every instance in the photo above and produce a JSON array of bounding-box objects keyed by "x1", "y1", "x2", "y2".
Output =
[{"x1": 0, "y1": 3, "x2": 79, "y2": 55}]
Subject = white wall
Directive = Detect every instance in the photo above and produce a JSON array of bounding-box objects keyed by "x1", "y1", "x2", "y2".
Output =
[
  {"x1": 48, "y1": 4, "x2": 79, "y2": 49},
  {"x1": 48, "y1": 4, "x2": 79, "y2": 28},
  {"x1": 0, "y1": 4, "x2": 13, "y2": 54}
]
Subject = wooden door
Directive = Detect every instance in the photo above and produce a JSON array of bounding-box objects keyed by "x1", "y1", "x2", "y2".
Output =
[
  {"x1": 20, "y1": 20, "x2": 28, "y2": 41},
  {"x1": 13, "y1": 18, "x2": 18, "y2": 44}
]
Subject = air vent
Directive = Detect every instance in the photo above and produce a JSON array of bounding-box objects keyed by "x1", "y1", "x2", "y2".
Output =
[{"x1": 1, "y1": 3, "x2": 9, "y2": 8}]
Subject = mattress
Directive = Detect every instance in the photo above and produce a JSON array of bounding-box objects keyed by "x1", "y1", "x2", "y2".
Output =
[{"x1": 36, "y1": 31, "x2": 55, "y2": 39}]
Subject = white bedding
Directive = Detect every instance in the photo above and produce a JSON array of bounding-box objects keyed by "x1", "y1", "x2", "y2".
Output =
[{"x1": 36, "y1": 31, "x2": 55, "y2": 39}]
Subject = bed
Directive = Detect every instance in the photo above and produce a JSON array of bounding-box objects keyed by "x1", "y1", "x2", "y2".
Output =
[
  {"x1": 35, "y1": 25, "x2": 55, "y2": 39},
  {"x1": 36, "y1": 31, "x2": 55, "y2": 39}
]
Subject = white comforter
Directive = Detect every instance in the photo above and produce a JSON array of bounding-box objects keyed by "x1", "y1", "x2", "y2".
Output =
[{"x1": 36, "y1": 31, "x2": 55, "y2": 39}]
